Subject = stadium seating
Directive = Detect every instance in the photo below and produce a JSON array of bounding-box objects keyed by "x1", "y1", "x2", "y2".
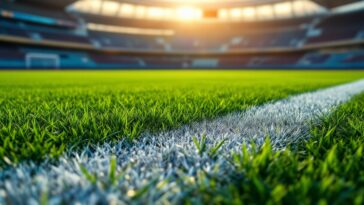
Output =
[
  {"x1": 1, "y1": 2, "x2": 364, "y2": 69},
  {"x1": 343, "y1": 54, "x2": 364, "y2": 63},
  {"x1": 0, "y1": 8, "x2": 352, "y2": 51},
  {"x1": 89, "y1": 53, "x2": 141, "y2": 67},
  {"x1": 0, "y1": 45, "x2": 26, "y2": 68},
  {"x1": 0, "y1": 2, "x2": 77, "y2": 24},
  {"x1": 298, "y1": 53, "x2": 331, "y2": 65},
  {"x1": 89, "y1": 31, "x2": 164, "y2": 51},
  {"x1": 306, "y1": 11, "x2": 364, "y2": 44}
]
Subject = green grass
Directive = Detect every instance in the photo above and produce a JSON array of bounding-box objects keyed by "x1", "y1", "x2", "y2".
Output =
[
  {"x1": 175, "y1": 92, "x2": 364, "y2": 205},
  {"x1": 0, "y1": 70, "x2": 364, "y2": 165}
]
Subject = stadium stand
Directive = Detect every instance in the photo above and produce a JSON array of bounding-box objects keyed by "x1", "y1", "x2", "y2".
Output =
[
  {"x1": 306, "y1": 10, "x2": 364, "y2": 44},
  {"x1": 0, "y1": 0, "x2": 364, "y2": 69},
  {"x1": 343, "y1": 53, "x2": 364, "y2": 63}
]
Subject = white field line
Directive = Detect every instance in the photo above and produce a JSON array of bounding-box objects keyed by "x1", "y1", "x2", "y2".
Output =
[{"x1": 1, "y1": 80, "x2": 364, "y2": 204}]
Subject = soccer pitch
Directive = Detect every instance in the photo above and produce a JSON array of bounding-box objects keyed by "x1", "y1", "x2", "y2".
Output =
[{"x1": 1, "y1": 70, "x2": 364, "y2": 204}]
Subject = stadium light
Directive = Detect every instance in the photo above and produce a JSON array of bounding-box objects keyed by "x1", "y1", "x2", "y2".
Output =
[
  {"x1": 230, "y1": 8, "x2": 242, "y2": 19},
  {"x1": 176, "y1": 7, "x2": 202, "y2": 21},
  {"x1": 256, "y1": 5, "x2": 274, "y2": 20},
  {"x1": 242, "y1": 7, "x2": 256, "y2": 20},
  {"x1": 218, "y1": 9, "x2": 229, "y2": 20},
  {"x1": 274, "y1": 2, "x2": 293, "y2": 18},
  {"x1": 100, "y1": 1, "x2": 119, "y2": 16},
  {"x1": 135, "y1": 6, "x2": 146, "y2": 18},
  {"x1": 69, "y1": 0, "x2": 326, "y2": 22},
  {"x1": 119, "y1": 4, "x2": 135, "y2": 17},
  {"x1": 147, "y1": 7, "x2": 166, "y2": 19}
]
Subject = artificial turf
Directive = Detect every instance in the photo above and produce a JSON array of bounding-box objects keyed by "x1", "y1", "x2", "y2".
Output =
[{"x1": 0, "y1": 70, "x2": 364, "y2": 166}]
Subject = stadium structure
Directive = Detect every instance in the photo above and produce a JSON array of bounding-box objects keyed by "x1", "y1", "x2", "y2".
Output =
[
  {"x1": 2, "y1": 1, "x2": 364, "y2": 204},
  {"x1": 0, "y1": 0, "x2": 364, "y2": 69}
]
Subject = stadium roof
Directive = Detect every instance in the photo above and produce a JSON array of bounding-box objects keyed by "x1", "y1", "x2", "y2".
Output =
[
  {"x1": 102, "y1": 0, "x2": 364, "y2": 8},
  {"x1": 313, "y1": 0, "x2": 364, "y2": 8},
  {"x1": 13, "y1": 0, "x2": 364, "y2": 9},
  {"x1": 69, "y1": 0, "x2": 329, "y2": 22},
  {"x1": 14, "y1": 0, "x2": 77, "y2": 8}
]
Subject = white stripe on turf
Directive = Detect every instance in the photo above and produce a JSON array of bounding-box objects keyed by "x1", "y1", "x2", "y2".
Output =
[{"x1": 1, "y1": 80, "x2": 364, "y2": 204}]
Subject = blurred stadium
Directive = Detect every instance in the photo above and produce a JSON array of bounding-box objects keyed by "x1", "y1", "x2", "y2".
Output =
[
  {"x1": 3, "y1": 1, "x2": 364, "y2": 204},
  {"x1": 1, "y1": 0, "x2": 364, "y2": 69}
]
